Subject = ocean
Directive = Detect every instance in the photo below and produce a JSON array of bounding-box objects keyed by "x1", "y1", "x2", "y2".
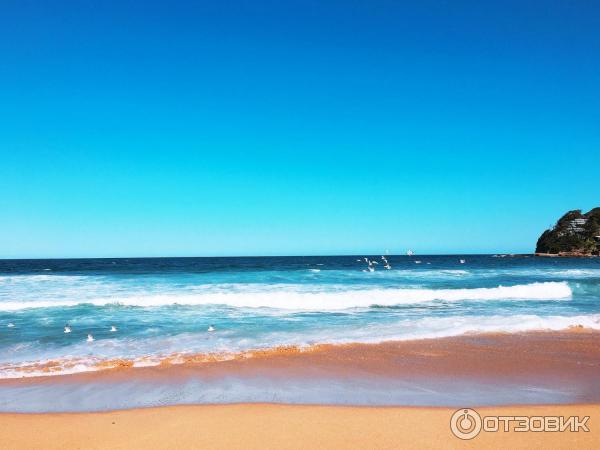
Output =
[{"x1": 1, "y1": 255, "x2": 599, "y2": 381}]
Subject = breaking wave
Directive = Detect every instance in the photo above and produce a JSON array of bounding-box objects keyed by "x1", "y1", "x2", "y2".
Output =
[{"x1": 0, "y1": 281, "x2": 572, "y2": 311}]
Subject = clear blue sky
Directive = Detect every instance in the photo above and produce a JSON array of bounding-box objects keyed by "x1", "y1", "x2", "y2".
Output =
[{"x1": 1, "y1": 1, "x2": 598, "y2": 258}]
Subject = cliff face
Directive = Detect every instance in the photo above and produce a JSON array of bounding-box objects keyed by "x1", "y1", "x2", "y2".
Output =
[{"x1": 536, "y1": 208, "x2": 600, "y2": 256}]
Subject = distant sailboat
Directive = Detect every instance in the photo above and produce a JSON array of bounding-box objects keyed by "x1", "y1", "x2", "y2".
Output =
[{"x1": 407, "y1": 250, "x2": 414, "y2": 256}]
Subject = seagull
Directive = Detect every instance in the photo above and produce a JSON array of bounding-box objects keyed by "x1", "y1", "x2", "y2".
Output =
[
  {"x1": 87, "y1": 334, "x2": 94, "y2": 342},
  {"x1": 207, "y1": 325, "x2": 216, "y2": 332},
  {"x1": 64, "y1": 324, "x2": 72, "y2": 333},
  {"x1": 110, "y1": 325, "x2": 117, "y2": 332},
  {"x1": 7, "y1": 323, "x2": 15, "y2": 328},
  {"x1": 384, "y1": 264, "x2": 391, "y2": 270},
  {"x1": 361, "y1": 258, "x2": 375, "y2": 272}
]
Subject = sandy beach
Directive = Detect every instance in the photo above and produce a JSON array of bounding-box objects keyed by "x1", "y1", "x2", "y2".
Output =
[
  {"x1": 1, "y1": 330, "x2": 599, "y2": 448},
  {"x1": 1, "y1": 403, "x2": 598, "y2": 449}
]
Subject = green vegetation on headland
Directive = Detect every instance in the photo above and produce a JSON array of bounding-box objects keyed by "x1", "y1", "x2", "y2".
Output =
[{"x1": 536, "y1": 208, "x2": 600, "y2": 256}]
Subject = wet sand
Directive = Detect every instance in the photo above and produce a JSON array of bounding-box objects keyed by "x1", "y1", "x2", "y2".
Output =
[
  {"x1": 1, "y1": 403, "x2": 599, "y2": 449},
  {"x1": 2, "y1": 329, "x2": 599, "y2": 404},
  {"x1": 1, "y1": 330, "x2": 599, "y2": 447}
]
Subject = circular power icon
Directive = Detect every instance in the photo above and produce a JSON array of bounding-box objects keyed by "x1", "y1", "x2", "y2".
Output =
[{"x1": 450, "y1": 408, "x2": 482, "y2": 440}]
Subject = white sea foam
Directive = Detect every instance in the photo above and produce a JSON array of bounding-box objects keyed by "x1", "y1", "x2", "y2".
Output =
[
  {"x1": 352, "y1": 267, "x2": 600, "y2": 280},
  {"x1": 0, "y1": 274, "x2": 90, "y2": 283},
  {"x1": 0, "y1": 282, "x2": 572, "y2": 311},
  {"x1": 1, "y1": 312, "x2": 598, "y2": 379},
  {"x1": 550, "y1": 269, "x2": 600, "y2": 277}
]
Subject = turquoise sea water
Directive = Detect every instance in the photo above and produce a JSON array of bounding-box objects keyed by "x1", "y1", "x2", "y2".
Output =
[{"x1": 1, "y1": 255, "x2": 599, "y2": 379}]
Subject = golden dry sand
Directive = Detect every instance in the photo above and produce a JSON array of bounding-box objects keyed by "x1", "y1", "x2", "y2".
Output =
[{"x1": 1, "y1": 403, "x2": 598, "y2": 449}]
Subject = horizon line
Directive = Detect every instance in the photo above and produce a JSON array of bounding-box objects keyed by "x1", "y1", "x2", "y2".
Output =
[{"x1": 0, "y1": 252, "x2": 534, "y2": 261}]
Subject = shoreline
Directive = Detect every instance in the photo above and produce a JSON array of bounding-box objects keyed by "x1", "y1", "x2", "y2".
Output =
[
  {"x1": 535, "y1": 252, "x2": 599, "y2": 258},
  {"x1": 1, "y1": 329, "x2": 599, "y2": 412},
  {"x1": 2, "y1": 330, "x2": 599, "y2": 447},
  {"x1": 1, "y1": 403, "x2": 598, "y2": 449},
  {"x1": 2, "y1": 328, "x2": 598, "y2": 382}
]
